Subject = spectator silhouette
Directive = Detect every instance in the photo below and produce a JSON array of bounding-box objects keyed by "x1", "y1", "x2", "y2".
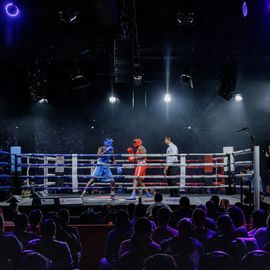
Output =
[{"x1": 27, "y1": 218, "x2": 73, "y2": 270}]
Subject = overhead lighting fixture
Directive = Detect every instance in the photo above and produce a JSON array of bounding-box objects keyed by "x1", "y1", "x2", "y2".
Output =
[
  {"x1": 109, "y1": 96, "x2": 119, "y2": 104},
  {"x1": 181, "y1": 74, "x2": 194, "y2": 89},
  {"x1": 5, "y1": 3, "x2": 19, "y2": 17},
  {"x1": 234, "y1": 94, "x2": 243, "y2": 103},
  {"x1": 69, "y1": 64, "x2": 91, "y2": 90},
  {"x1": 58, "y1": 10, "x2": 79, "y2": 24},
  {"x1": 242, "y1": 1, "x2": 248, "y2": 17},
  {"x1": 38, "y1": 98, "x2": 48, "y2": 104},
  {"x1": 164, "y1": 93, "x2": 172, "y2": 103},
  {"x1": 177, "y1": 11, "x2": 195, "y2": 26}
]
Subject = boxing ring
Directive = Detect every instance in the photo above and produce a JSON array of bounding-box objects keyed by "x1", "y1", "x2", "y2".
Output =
[{"x1": 0, "y1": 146, "x2": 262, "y2": 209}]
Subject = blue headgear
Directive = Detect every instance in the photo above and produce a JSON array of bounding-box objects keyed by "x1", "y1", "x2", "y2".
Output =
[{"x1": 104, "y1": 138, "x2": 113, "y2": 147}]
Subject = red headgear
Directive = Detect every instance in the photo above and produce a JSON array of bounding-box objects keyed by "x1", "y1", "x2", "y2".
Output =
[{"x1": 133, "y1": 138, "x2": 142, "y2": 148}]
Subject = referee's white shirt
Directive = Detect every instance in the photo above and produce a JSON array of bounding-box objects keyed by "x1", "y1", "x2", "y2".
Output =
[{"x1": 166, "y1": 142, "x2": 178, "y2": 164}]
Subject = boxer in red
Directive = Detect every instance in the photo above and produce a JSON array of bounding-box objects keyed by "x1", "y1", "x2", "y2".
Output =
[{"x1": 127, "y1": 138, "x2": 152, "y2": 200}]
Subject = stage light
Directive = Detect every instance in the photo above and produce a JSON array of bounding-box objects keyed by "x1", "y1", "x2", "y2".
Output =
[
  {"x1": 164, "y1": 94, "x2": 172, "y2": 103},
  {"x1": 177, "y1": 11, "x2": 195, "y2": 26},
  {"x1": 5, "y1": 3, "x2": 19, "y2": 17},
  {"x1": 242, "y1": 1, "x2": 248, "y2": 17},
  {"x1": 109, "y1": 96, "x2": 118, "y2": 104},
  {"x1": 234, "y1": 94, "x2": 243, "y2": 103},
  {"x1": 188, "y1": 126, "x2": 192, "y2": 130},
  {"x1": 38, "y1": 98, "x2": 48, "y2": 104}
]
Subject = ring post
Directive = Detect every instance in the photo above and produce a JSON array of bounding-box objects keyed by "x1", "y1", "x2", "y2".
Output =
[
  {"x1": 72, "y1": 154, "x2": 78, "y2": 192},
  {"x1": 253, "y1": 146, "x2": 260, "y2": 210}
]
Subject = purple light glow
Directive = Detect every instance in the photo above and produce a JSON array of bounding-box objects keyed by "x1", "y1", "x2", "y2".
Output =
[
  {"x1": 242, "y1": 1, "x2": 248, "y2": 17},
  {"x1": 5, "y1": 3, "x2": 19, "y2": 17}
]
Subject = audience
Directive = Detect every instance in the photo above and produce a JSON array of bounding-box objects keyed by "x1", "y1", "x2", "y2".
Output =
[
  {"x1": 10, "y1": 213, "x2": 39, "y2": 249},
  {"x1": 27, "y1": 218, "x2": 73, "y2": 270},
  {"x1": 119, "y1": 217, "x2": 160, "y2": 257},
  {"x1": 170, "y1": 197, "x2": 193, "y2": 228},
  {"x1": 192, "y1": 208, "x2": 218, "y2": 251},
  {"x1": 59, "y1": 208, "x2": 82, "y2": 262},
  {"x1": 142, "y1": 253, "x2": 177, "y2": 270},
  {"x1": 161, "y1": 218, "x2": 204, "y2": 270},
  {"x1": 103, "y1": 210, "x2": 133, "y2": 262},
  {"x1": 2, "y1": 194, "x2": 270, "y2": 270},
  {"x1": 131, "y1": 204, "x2": 156, "y2": 230},
  {"x1": 228, "y1": 206, "x2": 248, "y2": 238},
  {"x1": 254, "y1": 214, "x2": 270, "y2": 249},
  {"x1": 248, "y1": 209, "x2": 267, "y2": 237},
  {"x1": 146, "y1": 193, "x2": 172, "y2": 217},
  {"x1": 118, "y1": 217, "x2": 160, "y2": 270},
  {"x1": 0, "y1": 214, "x2": 22, "y2": 267},
  {"x1": 152, "y1": 207, "x2": 178, "y2": 244},
  {"x1": 18, "y1": 251, "x2": 52, "y2": 270},
  {"x1": 208, "y1": 215, "x2": 235, "y2": 254},
  {"x1": 27, "y1": 209, "x2": 42, "y2": 234}
]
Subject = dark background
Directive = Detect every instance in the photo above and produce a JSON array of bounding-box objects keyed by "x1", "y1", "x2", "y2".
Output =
[{"x1": 0, "y1": 0, "x2": 269, "y2": 156}]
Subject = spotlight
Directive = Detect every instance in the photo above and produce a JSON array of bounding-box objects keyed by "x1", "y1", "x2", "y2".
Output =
[
  {"x1": 109, "y1": 96, "x2": 118, "y2": 104},
  {"x1": 38, "y1": 98, "x2": 48, "y2": 104},
  {"x1": 234, "y1": 94, "x2": 243, "y2": 103},
  {"x1": 5, "y1": 3, "x2": 19, "y2": 17},
  {"x1": 188, "y1": 126, "x2": 192, "y2": 130},
  {"x1": 177, "y1": 11, "x2": 195, "y2": 26},
  {"x1": 164, "y1": 94, "x2": 172, "y2": 103},
  {"x1": 242, "y1": 1, "x2": 248, "y2": 17}
]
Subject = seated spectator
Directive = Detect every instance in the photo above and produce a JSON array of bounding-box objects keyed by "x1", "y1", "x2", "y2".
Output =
[
  {"x1": 104, "y1": 210, "x2": 134, "y2": 262},
  {"x1": 248, "y1": 209, "x2": 267, "y2": 237},
  {"x1": 170, "y1": 197, "x2": 193, "y2": 228},
  {"x1": 131, "y1": 204, "x2": 156, "y2": 230},
  {"x1": 27, "y1": 209, "x2": 42, "y2": 234},
  {"x1": 208, "y1": 215, "x2": 234, "y2": 254},
  {"x1": 192, "y1": 208, "x2": 217, "y2": 251},
  {"x1": 143, "y1": 253, "x2": 177, "y2": 270},
  {"x1": 254, "y1": 214, "x2": 270, "y2": 249},
  {"x1": 196, "y1": 204, "x2": 217, "y2": 232},
  {"x1": 152, "y1": 207, "x2": 178, "y2": 244},
  {"x1": 220, "y1": 199, "x2": 230, "y2": 212},
  {"x1": 161, "y1": 218, "x2": 204, "y2": 270},
  {"x1": 119, "y1": 217, "x2": 160, "y2": 257},
  {"x1": 9, "y1": 213, "x2": 39, "y2": 248},
  {"x1": 206, "y1": 200, "x2": 222, "y2": 220},
  {"x1": 18, "y1": 251, "x2": 52, "y2": 270},
  {"x1": 47, "y1": 213, "x2": 78, "y2": 267},
  {"x1": 28, "y1": 218, "x2": 73, "y2": 270},
  {"x1": 211, "y1": 196, "x2": 226, "y2": 214},
  {"x1": 58, "y1": 208, "x2": 82, "y2": 261},
  {"x1": 151, "y1": 205, "x2": 163, "y2": 226},
  {"x1": 80, "y1": 207, "x2": 101, "y2": 224},
  {"x1": 146, "y1": 193, "x2": 172, "y2": 217},
  {"x1": 118, "y1": 217, "x2": 160, "y2": 270},
  {"x1": 127, "y1": 203, "x2": 136, "y2": 220},
  {"x1": 228, "y1": 206, "x2": 248, "y2": 238},
  {"x1": 4, "y1": 202, "x2": 19, "y2": 222},
  {"x1": 0, "y1": 214, "x2": 22, "y2": 266}
]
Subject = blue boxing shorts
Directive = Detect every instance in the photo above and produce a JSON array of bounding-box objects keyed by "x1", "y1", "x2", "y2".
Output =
[{"x1": 92, "y1": 162, "x2": 113, "y2": 182}]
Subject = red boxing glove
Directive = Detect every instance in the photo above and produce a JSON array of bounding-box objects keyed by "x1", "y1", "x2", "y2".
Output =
[
  {"x1": 128, "y1": 156, "x2": 135, "y2": 163},
  {"x1": 127, "y1": 147, "x2": 134, "y2": 154}
]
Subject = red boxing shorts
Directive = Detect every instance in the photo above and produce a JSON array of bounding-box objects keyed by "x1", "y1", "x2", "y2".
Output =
[{"x1": 135, "y1": 160, "x2": 147, "y2": 180}]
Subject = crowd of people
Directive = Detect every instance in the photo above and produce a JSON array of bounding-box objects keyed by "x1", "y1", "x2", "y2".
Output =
[
  {"x1": 1, "y1": 193, "x2": 270, "y2": 269},
  {"x1": 100, "y1": 193, "x2": 270, "y2": 270},
  {"x1": 0, "y1": 203, "x2": 81, "y2": 270}
]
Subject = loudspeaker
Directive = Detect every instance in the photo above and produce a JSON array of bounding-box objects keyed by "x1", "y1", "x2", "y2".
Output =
[{"x1": 114, "y1": 39, "x2": 133, "y2": 84}]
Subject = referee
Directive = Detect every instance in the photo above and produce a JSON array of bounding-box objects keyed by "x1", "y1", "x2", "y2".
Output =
[{"x1": 164, "y1": 136, "x2": 179, "y2": 197}]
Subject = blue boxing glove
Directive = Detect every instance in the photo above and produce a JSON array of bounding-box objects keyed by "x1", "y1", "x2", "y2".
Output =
[
  {"x1": 105, "y1": 146, "x2": 114, "y2": 154},
  {"x1": 117, "y1": 167, "x2": 123, "y2": 175}
]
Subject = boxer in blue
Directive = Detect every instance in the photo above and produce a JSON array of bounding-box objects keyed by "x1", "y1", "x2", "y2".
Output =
[{"x1": 81, "y1": 139, "x2": 122, "y2": 199}]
